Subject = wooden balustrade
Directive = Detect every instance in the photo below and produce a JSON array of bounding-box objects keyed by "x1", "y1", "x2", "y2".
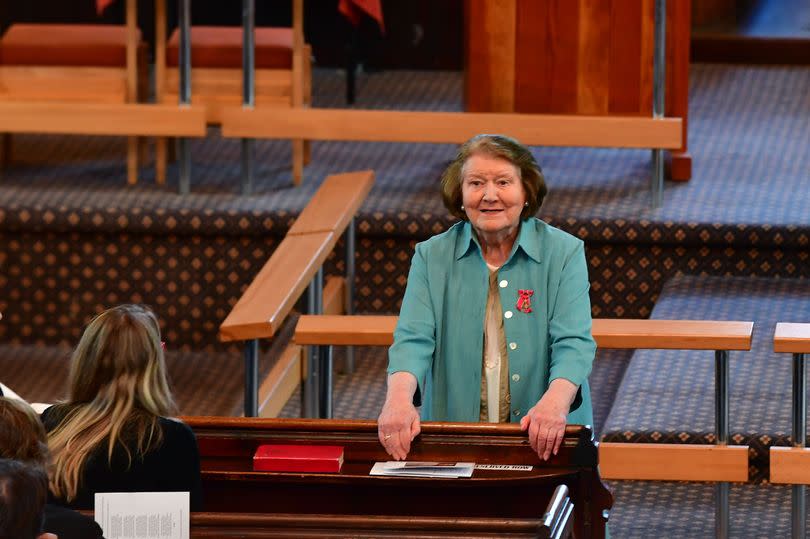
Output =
[
  {"x1": 220, "y1": 107, "x2": 682, "y2": 150},
  {"x1": 218, "y1": 170, "x2": 374, "y2": 416},
  {"x1": 293, "y1": 314, "x2": 754, "y2": 483}
]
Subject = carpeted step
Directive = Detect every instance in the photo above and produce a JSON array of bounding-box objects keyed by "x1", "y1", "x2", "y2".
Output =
[
  {"x1": 600, "y1": 275, "x2": 810, "y2": 481},
  {"x1": 0, "y1": 313, "x2": 302, "y2": 417}
]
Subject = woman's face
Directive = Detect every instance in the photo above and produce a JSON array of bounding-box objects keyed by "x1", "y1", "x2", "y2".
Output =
[{"x1": 461, "y1": 153, "x2": 526, "y2": 239}]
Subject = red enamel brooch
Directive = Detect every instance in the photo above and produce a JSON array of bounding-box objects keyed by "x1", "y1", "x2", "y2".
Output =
[{"x1": 516, "y1": 289, "x2": 534, "y2": 313}]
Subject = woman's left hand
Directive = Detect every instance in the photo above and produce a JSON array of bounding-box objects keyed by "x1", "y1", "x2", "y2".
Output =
[{"x1": 519, "y1": 378, "x2": 578, "y2": 461}]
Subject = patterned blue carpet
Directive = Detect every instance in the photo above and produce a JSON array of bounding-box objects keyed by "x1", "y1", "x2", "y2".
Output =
[{"x1": 1, "y1": 64, "x2": 808, "y2": 230}]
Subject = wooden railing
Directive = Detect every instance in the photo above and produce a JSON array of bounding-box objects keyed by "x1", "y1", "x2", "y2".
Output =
[
  {"x1": 770, "y1": 322, "x2": 810, "y2": 539},
  {"x1": 220, "y1": 108, "x2": 682, "y2": 149},
  {"x1": 218, "y1": 171, "x2": 374, "y2": 417},
  {"x1": 0, "y1": 102, "x2": 207, "y2": 138},
  {"x1": 293, "y1": 314, "x2": 754, "y2": 536}
]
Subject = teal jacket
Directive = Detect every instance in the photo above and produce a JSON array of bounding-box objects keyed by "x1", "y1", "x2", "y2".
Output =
[{"x1": 387, "y1": 218, "x2": 595, "y2": 427}]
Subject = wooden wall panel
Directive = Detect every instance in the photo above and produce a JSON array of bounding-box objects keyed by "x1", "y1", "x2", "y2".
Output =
[
  {"x1": 547, "y1": 2, "x2": 580, "y2": 114},
  {"x1": 514, "y1": 1, "x2": 549, "y2": 112},
  {"x1": 609, "y1": 0, "x2": 644, "y2": 114},
  {"x1": 577, "y1": 0, "x2": 611, "y2": 114},
  {"x1": 465, "y1": 0, "x2": 691, "y2": 178},
  {"x1": 464, "y1": 0, "x2": 516, "y2": 112},
  {"x1": 639, "y1": 0, "x2": 655, "y2": 114}
]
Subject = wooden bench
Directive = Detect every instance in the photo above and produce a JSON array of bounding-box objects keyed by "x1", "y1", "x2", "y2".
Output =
[
  {"x1": 293, "y1": 314, "x2": 754, "y2": 483},
  {"x1": 0, "y1": 13, "x2": 147, "y2": 184},
  {"x1": 219, "y1": 170, "x2": 374, "y2": 417},
  {"x1": 183, "y1": 417, "x2": 604, "y2": 538}
]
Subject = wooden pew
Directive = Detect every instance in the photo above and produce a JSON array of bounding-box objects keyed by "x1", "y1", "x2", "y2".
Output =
[
  {"x1": 190, "y1": 493, "x2": 572, "y2": 538},
  {"x1": 293, "y1": 315, "x2": 753, "y2": 482},
  {"x1": 219, "y1": 170, "x2": 374, "y2": 416},
  {"x1": 184, "y1": 417, "x2": 607, "y2": 538}
]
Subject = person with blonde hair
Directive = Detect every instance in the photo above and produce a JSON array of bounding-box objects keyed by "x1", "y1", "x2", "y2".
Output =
[{"x1": 41, "y1": 304, "x2": 202, "y2": 510}]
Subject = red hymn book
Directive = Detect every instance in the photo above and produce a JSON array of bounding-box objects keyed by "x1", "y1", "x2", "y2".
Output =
[{"x1": 253, "y1": 444, "x2": 345, "y2": 473}]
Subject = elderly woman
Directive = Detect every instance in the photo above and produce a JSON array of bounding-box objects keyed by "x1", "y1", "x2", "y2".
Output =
[{"x1": 378, "y1": 134, "x2": 595, "y2": 462}]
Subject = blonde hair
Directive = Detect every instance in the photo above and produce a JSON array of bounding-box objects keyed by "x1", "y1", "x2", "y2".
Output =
[{"x1": 48, "y1": 304, "x2": 176, "y2": 501}]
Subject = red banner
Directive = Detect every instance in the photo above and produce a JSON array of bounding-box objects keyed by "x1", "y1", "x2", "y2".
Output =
[
  {"x1": 338, "y1": 0, "x2": 385, "y2": 33},
  {"x1": 96, "y1": 0, "x2": 114, "y2": 16}
]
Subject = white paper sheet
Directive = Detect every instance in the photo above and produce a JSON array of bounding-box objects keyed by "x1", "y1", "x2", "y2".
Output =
[
  {"x1": 369, "y1": 461, "x2": 475, "y2": 478},
  {"x1": 95, "y1": 492, "x2": 189, "y2": 539}
]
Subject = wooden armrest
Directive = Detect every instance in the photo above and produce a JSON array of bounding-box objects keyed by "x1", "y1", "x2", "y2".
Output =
[
  {"x1": 592, "y1": 319, "x2": 753, "y2": 350},
  {"x1": 599, "y1": 443, "x2": 749, "y2": 482},
  {"x1": 774, "y1": 322, "x2": 810, "y2": 353},
  {"x1": 295, "y1": 315, "x2": 396, "y2": 345},
  {"x1": 770, "y1": 447, "x2": 810, "y2": 484}
]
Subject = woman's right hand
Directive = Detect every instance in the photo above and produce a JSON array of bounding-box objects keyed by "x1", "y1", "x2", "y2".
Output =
[{"x1": 377, "y1": 396, "x2": 421, "y2": 460}]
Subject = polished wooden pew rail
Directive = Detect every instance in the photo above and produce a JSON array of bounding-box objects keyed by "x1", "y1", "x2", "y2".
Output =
[
  {"x1": 182, "y1": 417, "x2": 604, "y2": 538},
  {"x1": 293, "y1": 315, "x2": 754, "y2": 483}
]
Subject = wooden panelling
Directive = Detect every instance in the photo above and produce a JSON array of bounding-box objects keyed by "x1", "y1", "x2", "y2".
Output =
[
  {"x1": 221, "y1": 108, "x2": 682, "y2": 149},
  {"x1": 609, "y1": 0, "x2": 644, "y2": 114},
  {"x1": 639, "y1": 0, "x2": 655, "y2": 114},
  {"x1": 599, "y1": 443, "x2": 749, "y2": 482},
  {"x1": 513, "y1": 1, "x2": 548, "y2": 112},
  {"x1": 258, "y1": 344, "x2": 304, "y2": 418},
  {"x1": 466, "y1": 0, "x2": 692, "y2": 178},
  {"x1": 295, "y1": 315, "x2": 754, "y2": 351},
  {"x1": 322, "y1": 276, "x2": 347, "y2": 317},
  {"x1": 0, "y1": 67, "x2": 126, "y2": 103},
  {"x1": 577, "y1": 0, "x2": 611, "y2": 114},
  {"x1": 464, "y1": 0, "x2": 517, "y2": 112},
  {"x1": 0, "y1": 102, "x2": 207, "y2": 137},
  {"x1": 769, "y1": 447, "x2": 810, "y2": 485},
  {"x1": 774, "y1": 322, "x2": 810, "y2": 354}
]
